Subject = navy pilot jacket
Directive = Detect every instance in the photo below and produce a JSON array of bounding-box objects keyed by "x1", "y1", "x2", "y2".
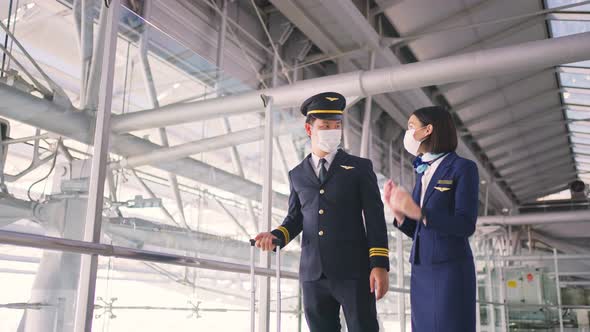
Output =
[{"x1": 271, "y1": 149, "x2": 390, "y2": 282}]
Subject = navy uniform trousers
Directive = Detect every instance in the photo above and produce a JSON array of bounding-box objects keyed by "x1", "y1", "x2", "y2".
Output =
[
  {"x1": 270, "y1": 150, "x2": 390, "y2": 332},
  {"x1": 302, "y1": 274, "x2": 378, "y2": 331},
  {"x1": 394, "y1": 152, "x2": 478, "y2": 332}
]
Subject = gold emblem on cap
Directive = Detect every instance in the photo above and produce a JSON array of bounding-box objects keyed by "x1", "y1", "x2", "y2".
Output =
[{"x1": 326, "y1": 97, "x2": 339, "y2": 101}]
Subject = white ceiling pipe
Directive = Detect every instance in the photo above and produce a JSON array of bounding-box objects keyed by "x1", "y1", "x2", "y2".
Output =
[
  {"x1": 479, "y1": 210, "x2": 590, "y2": 226},
  {"x1": 111, "y1": 32, "x2": 590, "y2": 133},
  {"x1": 114, "y1": 122, "x2": 303, "y2": 169}
]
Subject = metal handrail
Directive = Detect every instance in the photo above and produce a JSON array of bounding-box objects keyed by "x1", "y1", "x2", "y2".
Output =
[
  {"x1": 0, "y1": 229, "x2": 413, "y2": 293},
  {"x1": 0, "y1": 229, "x2": 297, "y2": 279}
]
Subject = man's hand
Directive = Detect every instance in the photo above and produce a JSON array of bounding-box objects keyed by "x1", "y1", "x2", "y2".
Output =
[
  {"x1": 254, "y1": 232, "x2": 279, "y2": 251},
  {"x1": 370, "y1": 267, "x2": 389, "y2": 300}
]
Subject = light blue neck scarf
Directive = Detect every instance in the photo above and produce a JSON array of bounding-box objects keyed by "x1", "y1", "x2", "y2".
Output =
[{"x1": 414, "y1": 152, "x2": 445, "y2": 174}]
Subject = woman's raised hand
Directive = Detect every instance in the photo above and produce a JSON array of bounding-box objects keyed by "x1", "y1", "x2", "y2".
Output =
[
  {"x1": 389, "y1": 180, "x2": 422, "y2": 221},
  {"x1": 384, "y1": 180, "x2": 407, "y2": 224}
]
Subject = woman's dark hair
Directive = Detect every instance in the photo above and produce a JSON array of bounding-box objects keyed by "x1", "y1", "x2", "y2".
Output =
[{"x1": 413, "y1": 106, "x2": 457, "y2": 153}]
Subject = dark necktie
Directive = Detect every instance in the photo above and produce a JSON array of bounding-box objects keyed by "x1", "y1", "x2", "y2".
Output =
[{"x1": 319, "y1": 158, "x2": 328, "y2": 183}]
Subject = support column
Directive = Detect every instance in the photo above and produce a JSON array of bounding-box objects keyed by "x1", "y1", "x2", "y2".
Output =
[
  {"x1": 73, "y1": 1, "x2": 120, "y2": 331},
  {"x1": 553, "y1": 248, "x2": 564, "y2": 332},
  {"x1": 499, "y1": 264, "x2": 509, "y2": 332},
  {"x1": 476, "y1": 281, "x2": 481, "y2": 332},
  {"x1": 484, "y1": 180, "x2": 490, "y2": 216},
  {"x1": 492, "y1": 257, "x2": 507, "y2": 332},
  {"x1": 485, "y1": 250, "x2": 496, "y2": 332},
  {"x1": 527, "y1": 225, "x2": 533, "y2": 255}
]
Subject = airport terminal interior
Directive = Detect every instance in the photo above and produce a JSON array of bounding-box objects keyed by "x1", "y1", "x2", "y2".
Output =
[{"x1": 1, "y1": 0, "x2": 590, "y2": 331}]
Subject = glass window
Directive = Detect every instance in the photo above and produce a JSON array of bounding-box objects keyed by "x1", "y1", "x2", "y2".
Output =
[
  {"x1": 547, "y1": 0, "x2": 590, "y2": 12},
  {"x1": 563, "y1": 92, "x2": 590, "y2": 105},
  {"x1": 560, "y1": 72, "x2": 590, "y2": 89},
  {"x1": 569, "y1": 122, "x2": 590, "y2": 133},
  {"x1": 566, "y1": 109, "x2": 590, "y2": 120}
]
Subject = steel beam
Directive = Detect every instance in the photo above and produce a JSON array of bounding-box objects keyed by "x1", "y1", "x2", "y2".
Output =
[
  {"x1": 505, "y1": 164, "x2": 574, "y2": 188},
  {"x1": 485, "y1": 125, "x2": 565, "y2": 158},
  {"x1": 494, "y1": 138, "x2": 569, "y2": 171},
  {"x1": 519, "y1": 183, "x2": 571, "y2": 202},
  {"x1": 511, "y1": 170, "x2": 577, "y2": 193},
  {"x1": 110, "y1": 32, "x2": 590, "y2": 133},
  {"x1": 463, "y1": 89, "x2": 558, "y2": 128},
  {"x1": 83, "y1": 1, "x2": 107, "y2": 110},
  {"x1": 470, "y1": 105, "x2": 563, "y2": 140},
  {"x1": 401, "y1": 0, "x2": 495, "y2": 37},
  {"x1": 129, "y1": 169, "x2": 180, "y2": 227},
  {"x1": 511, "y1": 169, "x2": 576, "y2": 190},
  {"x1": 0, "y1": 84, "x2": 290, "y2": 210},
  {"x1": 138, "y1": 5, "x2": 188, "y2": 229},
  {"x1": 115, "y1": 122, "x2": 300, "y2": 169},
  {"x1": 453, "y1": 69, "x2": 555, "y2": 116},
  {"x1": 499, "y1": 150, "x2": 573, "y2": 179},
  {"x1": 514, "y1": 182, "x2": 575, "y2": 201},
  {"x1": 436, "y1": 12, "x2": 547, "y2": 59},
  {"x1": 107, "y1": 30, "x2": 590, "y2": 211}
]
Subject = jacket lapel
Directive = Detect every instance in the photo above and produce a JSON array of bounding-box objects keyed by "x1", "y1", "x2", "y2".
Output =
[
  {"x1": 322, "y1": 149, "x2": 347, "y2": 185},
  {"x1": 421, "y1": 152, "x2": 458, "y2": 207},
  {"x1": 302, "y1": 154, "x2": 320, "y2": 185}
]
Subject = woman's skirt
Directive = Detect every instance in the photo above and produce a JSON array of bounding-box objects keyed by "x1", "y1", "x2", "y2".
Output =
[{"x1": 410, "y1": 258, "x2": 476, "y2": 332}]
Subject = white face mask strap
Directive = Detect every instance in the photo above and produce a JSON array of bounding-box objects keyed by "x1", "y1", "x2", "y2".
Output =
[
  {"x1": 412, "y1": 124, "x2": 428, "y2": 134},
  {"x1": 414, "y1": 124, "x2": 432, "y2": 142}
]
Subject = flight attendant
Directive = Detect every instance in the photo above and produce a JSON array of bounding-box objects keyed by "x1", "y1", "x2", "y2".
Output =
[{"x1": 383, "y1": 106, "x2": 478, "y2": 332}]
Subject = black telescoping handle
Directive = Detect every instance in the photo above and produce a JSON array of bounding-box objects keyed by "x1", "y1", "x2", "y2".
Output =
[{"x1": 249, "y1": 238, "x2": 282, "y2": 246}]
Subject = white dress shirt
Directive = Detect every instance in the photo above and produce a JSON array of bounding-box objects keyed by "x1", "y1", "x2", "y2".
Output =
[
  {"x1": 420, "y1": 154, "x2": 448, "y2": 207},
  {"x1": 310, "y1": 150, "x2": 338, "y2": 177}
]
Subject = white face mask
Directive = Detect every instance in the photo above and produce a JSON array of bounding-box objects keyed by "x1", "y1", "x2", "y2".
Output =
[
  {"x1": 315, "y1": 129, "x2": 342, "y2": 153},
  {"x1": 403, "y1": 127, "x2": 427, "y2": 156}
]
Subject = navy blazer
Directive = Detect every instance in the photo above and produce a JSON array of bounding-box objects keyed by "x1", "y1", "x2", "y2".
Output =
[
  {"x1": 271, "y1": 149, "x2": 390, "y2": 281},
  {"x1": 394, "y1": 152, "x2": 479, "y2": 265}
]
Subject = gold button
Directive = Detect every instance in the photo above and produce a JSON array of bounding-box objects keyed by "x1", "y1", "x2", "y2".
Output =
[
  {"x1": 318, "y1": 230, "x2": 324, "y2": 236},
  {"x1": 319, "y1": 209, "x2": 324, "y2": 215},
  {"x1": 320, "y1": 189, "x2": 325, "y2": 194}
]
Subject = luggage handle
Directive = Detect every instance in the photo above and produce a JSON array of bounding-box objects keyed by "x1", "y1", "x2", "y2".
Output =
[
  {"x1": 249, "y1": 238, "x2": 283, "y2": 332},
  {"x1": 249, "y1": 238, "x2": 281, "y2": 246}
]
